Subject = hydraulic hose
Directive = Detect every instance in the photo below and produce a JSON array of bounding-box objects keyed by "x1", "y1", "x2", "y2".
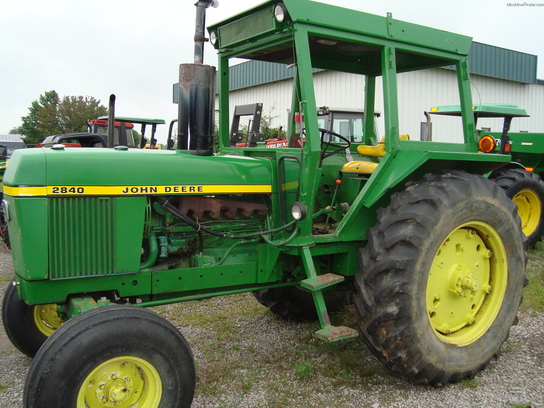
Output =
[{"x1": 140, "y1": 233, "x2": 159, "y2": 269}]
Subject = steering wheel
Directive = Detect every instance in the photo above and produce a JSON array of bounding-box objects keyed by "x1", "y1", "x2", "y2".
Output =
[{"x1": 319, "y1": 128, "x2": 351, "y2": 161}]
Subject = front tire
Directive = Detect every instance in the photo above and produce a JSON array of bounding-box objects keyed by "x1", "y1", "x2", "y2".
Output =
[
  {"x1": 354, "y1": 171, "x2": 527, "y2": 386},
  {"x1": 0, "y1": 192, "x2": 10, "y2": 250},
  {"x1": 492, "y1": 168, "x2": 544, "y2": 247},
  {"x1": 2, "y1": 281, "x2": 65, "y2": 357},
  {"x1": 24, "y1": 305, "x2": 195, "y2": 408}
]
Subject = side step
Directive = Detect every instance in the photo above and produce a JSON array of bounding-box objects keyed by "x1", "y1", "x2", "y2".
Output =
[
  {"x1": 299, "y1": 247, "x2": 358, "y2": 343},
  {"x1": 315, "y1": 325, "x2": 358, "y2": 343},
  {"x1": 300, "y1": 273, "x2": 345, "y2": 291}
]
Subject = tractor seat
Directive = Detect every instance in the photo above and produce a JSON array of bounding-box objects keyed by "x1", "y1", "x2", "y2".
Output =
[{"x1": 342, "y1": 134, "x2": 409, "y2": 175}]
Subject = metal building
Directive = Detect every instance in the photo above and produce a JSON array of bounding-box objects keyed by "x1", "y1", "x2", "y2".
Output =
[
  {"x1": 0, "y1": 134, "x2": 26, "y2": 155},
  {"x1": 223, "y1": 42, "x2": 543, "y2": 143}
]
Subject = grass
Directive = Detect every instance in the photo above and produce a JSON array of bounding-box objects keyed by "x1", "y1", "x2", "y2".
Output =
[
  {"x1": 294, "y1": 361, "x2": 314, "y2": 380},
  {"x1": 459, "y1": 377, "x2": 478, "y2": 390},
  {"x1": 502, "y1": 340, "x2": 519, "y2": 354},
  {"x1": 0, "y1": 274, "x2": 12, "y2": 283},
  {"x1": 0, "y1": 382, "x2": 11, "y2": 394},
  {"x1": 522, "y1": 241, "x2": 544, "y2": 313},
  {"x1": 152, "y1": 294, "x2": 378, "y2": 406}
]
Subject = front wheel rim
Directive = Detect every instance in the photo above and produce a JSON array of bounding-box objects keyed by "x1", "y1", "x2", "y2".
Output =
[
  {"x1": 77, "y1": 356, "x2": 162, "y2": 408},
  {"x1": 33, "y1": 304, "x2": 64, "y2": 337},
  {"x1": 513, "y1": 188, "x2": 541, "y2": 237},
  {"x1": 426, "y1": 221, "x2": 508, "y2": 346}
]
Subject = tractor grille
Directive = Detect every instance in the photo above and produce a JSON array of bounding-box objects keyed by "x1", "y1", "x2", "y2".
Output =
[{"x1": 48, "y1": 197, "x2": 115, "y2": 279}]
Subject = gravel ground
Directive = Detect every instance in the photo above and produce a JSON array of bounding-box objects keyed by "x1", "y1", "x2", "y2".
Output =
[{"x1": 1, "y1": 243, "x2": 543, "y2": 408}]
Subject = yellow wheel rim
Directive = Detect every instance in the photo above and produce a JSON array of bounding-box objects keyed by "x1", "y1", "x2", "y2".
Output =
[
  {"x1": 513, "y1": 188, "x2": 541, "y2": 237},
  {"x1": 77, "y1": 356, "x2": 162, "y2": 408},
  {"x1": 426, "y1": 222, "x2": 508, "y2": 346},
  {"x1": 33, "y1": 304, "x2": 64, "y2": 337}
]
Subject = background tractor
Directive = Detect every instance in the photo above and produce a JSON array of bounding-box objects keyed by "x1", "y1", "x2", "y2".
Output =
[
  {"x1": 1, "y1": 1, "x2": 527, "y2": 407},
  {"x1": 428, "y1": 103, "x2": 544, "y2": 247},
  {"x1": 36, "y1": 116, "x2": 166, "y2": 148}
]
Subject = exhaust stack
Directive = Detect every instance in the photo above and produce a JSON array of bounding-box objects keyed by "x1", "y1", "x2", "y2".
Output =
[
  {"x1": 177, "y1": 0, "x2": 217, "y2": 155},
  {"x1": 107, "y1": 94, "x2": 116, "y2": 148}
]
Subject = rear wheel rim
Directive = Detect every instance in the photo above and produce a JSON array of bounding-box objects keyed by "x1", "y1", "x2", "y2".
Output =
[
  {"x1": 513, "y1": 188, "x2": 541, "y2": 237},
  {"x1": 426, "y1": 221, "x2": 508, "y2": 346},
  {"x1": 77, "y1": 356, "x2": 162, "y2": 408}
]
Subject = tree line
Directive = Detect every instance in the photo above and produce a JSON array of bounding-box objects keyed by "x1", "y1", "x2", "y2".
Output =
[{"x1": 10, "y1": 90, "x2": 107, "y2": 145}]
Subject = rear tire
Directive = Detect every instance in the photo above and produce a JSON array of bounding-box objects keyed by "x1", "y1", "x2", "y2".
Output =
[
  {"x1": 24, "y1": 305, "x2": 195, "y2": 408},
  {"x1": 253, "y1": 287, "x2": 350, "y2": 321},
  {"x1": 354, "y1": 171, "x2": 527, "y2": 386},
  {"x1": 492, "y1": 168, "x2": 544, "y2": 247}
]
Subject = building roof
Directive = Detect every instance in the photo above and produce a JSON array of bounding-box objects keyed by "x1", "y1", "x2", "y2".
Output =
[
  {"x1": 468, "y1": 42, "x2": 537, "y2": 84},
  {"x1": 0, "y1": 134, "x2": 25, "y2": 142}
]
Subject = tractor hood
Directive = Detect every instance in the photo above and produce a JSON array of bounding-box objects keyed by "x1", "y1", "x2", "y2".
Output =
[{"x1": 3, "y1": 147, "x2": 274, "y2": 197}]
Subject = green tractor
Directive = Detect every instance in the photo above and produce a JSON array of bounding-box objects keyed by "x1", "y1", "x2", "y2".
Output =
[
  {"x1": 1, "y1": 1, "x2": 527, "y2": 407},
  {"x1": 428, "y1": 103, "x2": 544, "y2": 247}
]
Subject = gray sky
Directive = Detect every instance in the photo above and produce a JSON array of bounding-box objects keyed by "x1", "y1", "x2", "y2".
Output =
[{"x1": 1, "y1": 0, "x2": 542, "y2": 141}]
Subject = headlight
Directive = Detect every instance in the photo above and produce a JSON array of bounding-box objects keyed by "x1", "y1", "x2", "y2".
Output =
[
  {"x1": 209, "y1": 30, "x2": 218, "y2": 46},
  {"x1": 274, "y1": 3, "x2": 288, "y2": 23},
  {"x1": 291, "y1": 202, "x2": 307, "y2": 221}
]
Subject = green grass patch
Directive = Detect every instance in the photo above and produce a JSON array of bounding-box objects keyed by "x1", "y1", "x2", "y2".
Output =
[
  {"x1": 522, "y1": 242, "x2": 544, "y2": 312},
  {"x1": 0, "y1": 381, "x2": 12, "y2": 393},
  {"x1": 503, "y1": 340, "x2": 519, "y2": 354},
  {"x1": 459, "y1": 377, "x2": 478, "y2": 390},
  {"x1": 0, "y1": 274, "x2": 13, "y2": 283},
  {"x1": 294, "y1": 361, "x2": 314, "y2": 379},
  {"x1": 152, "y1": 293, "x2": 376, "y2": 404}
]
